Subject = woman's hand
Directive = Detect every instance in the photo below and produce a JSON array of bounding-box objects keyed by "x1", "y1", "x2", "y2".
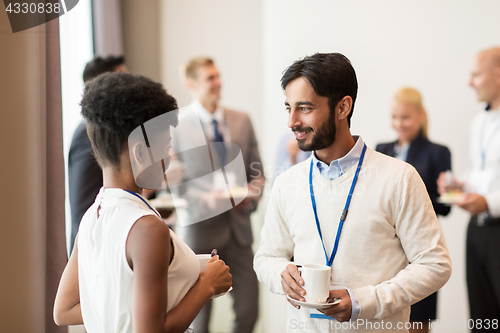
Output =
[{"x1": 199, "y1": 256, "x2": 232, "y2": 296}]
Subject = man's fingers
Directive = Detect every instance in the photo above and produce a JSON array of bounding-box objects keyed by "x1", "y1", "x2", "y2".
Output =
[
  {"x1": 280, "y1": 266, "x2": 306, "y2": 302},
  {"x1": 286, "y1": 296, "x2": 301, "y2": 309},
  {"x1": 318, "y1": 307, "x2": 350, "y2": 322},
  {"x1": 318, "y1": 302, "x2": 349, "y2": 322},
  {"x1": 285, "y1": 264, "x2": 304, "y2": 286},
  {"x1": 281, "y1": 276, "x2": 305, "y2": 302},
  {"x1": 284, "y1": 266, "x2": 305, "y2": 291},
  {"x1": 317, "y1": 289, "x2": 352, "y2": 322}
]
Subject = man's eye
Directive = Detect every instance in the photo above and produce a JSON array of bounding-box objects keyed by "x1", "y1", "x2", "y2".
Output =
[{"x1": 300, "y1": 107, "x2": 311, "y2": 112}]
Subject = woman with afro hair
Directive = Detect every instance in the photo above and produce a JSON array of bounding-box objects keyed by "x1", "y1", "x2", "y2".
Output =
[{"x1": 54, "y1": 72, "x2": 232, "y2": 333}]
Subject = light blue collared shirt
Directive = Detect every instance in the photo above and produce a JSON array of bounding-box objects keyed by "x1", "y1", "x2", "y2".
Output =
[
  {"x1": 393, "y1": 142, "x2": 410, "y2": 162},
  {"x1": 312, "y1": 135, "x2": 365, "y2": 181},
  {"x1": 310, "y1": 135, "x2": 364, "y2": 321}
]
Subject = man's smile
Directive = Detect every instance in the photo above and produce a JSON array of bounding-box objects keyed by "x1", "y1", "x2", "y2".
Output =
[{"x1": 293, "y1": 127, "x2": 312, "y2": 139}]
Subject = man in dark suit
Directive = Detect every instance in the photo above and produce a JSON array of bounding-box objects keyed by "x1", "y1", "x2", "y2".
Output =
[
  {"x1": 68, "y1": 56, "x2": 127, "y2": 253},
  {"x1": 172, "y1": 57, "x2": 265, "y2": 333}
]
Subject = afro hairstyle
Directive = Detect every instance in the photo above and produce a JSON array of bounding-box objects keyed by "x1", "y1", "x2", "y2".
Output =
[{"x1": 81, "y1": 72, "x2": 179, "y2": 170}]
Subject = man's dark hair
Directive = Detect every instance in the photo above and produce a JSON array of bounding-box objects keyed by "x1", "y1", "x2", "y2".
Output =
[
  {"x1": 82, "y1": 55, "x2": 125, "y2": 83},
  {"x1": 81, "y1": 72, "x2": 178, "y2": 169},
  {"x1": 281, "y1": 53, "x2": 358, "y2": 127}
]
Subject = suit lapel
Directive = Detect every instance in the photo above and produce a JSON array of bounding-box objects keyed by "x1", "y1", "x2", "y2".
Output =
[
  {"x1": 406, "y1": 132, "x2": 426, "y2": 165},
  {"x1": 225, "y1": 108, "x2": 244, "y2": 148},
  {"x1": 387, "y1": 142, "x2": 397, "y2": 158},
  {"x1": 224, "y1": 108, "x2": 234, "y2": 143}
]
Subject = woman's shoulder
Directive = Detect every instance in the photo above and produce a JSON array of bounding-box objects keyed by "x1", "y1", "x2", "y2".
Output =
[
  {"x1": 375, "y1": 141, "x2": 395, "y2": 154},
  {"x1": 425, "y1": 139, "x2": 451, "y2": 155}
]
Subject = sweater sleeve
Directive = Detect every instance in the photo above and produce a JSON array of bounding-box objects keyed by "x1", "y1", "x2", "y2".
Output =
[
  {"x1": 353, "y1": 164, "x2": 452, "y2": 320},
  {"x1": 253, "y1": 178, "x2": 296, "y2": 294}
]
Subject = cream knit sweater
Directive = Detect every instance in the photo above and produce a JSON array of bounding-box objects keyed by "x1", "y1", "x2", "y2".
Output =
[{"x1": 254, "y1": 147, "x2": 451, "y2": 332}]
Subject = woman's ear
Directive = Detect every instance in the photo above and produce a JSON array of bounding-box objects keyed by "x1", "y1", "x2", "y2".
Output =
[{"x1": 131, "y1": 141, "x2": 148, "y2": 167}]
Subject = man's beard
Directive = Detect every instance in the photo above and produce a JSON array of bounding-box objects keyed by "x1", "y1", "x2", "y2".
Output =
[{"x1": 293, "y1": 112, "x2": 336, "y2": 152}]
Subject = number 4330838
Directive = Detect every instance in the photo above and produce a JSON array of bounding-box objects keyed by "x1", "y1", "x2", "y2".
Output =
[{"x1": 5, "y1": 2, "x2": 62, "y2": 14}]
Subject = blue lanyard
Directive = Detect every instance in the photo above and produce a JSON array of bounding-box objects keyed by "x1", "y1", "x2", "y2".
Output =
[
  {"x1": 309, "y1": 144, "x2": 367, "y2": 267},
  {"x1": 123, "y1": 190, "x2": 161, "y2": 218}
]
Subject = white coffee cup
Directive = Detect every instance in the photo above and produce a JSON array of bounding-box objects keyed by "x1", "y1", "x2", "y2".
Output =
[
  {"x1": 196, "y1": 254, "x2": 212, "y2": 269},
  {"x1": 298, "y1": 264, "x2": 331, "y2": 303}
]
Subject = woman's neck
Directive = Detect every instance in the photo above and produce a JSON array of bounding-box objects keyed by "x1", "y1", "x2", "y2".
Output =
[
  {"x1": 398, "y1": 130, "x2": 422, "y2": 146},
  {"x1": 397, "y1": 140, "x2": 410, "y2": 147},
  {"x1": 102, "y1": 166, "x2": 141, "y2": 194}
]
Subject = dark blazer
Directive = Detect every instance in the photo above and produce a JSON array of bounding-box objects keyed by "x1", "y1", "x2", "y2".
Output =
[
  {"x1": 376, "y1": 132, "x2": 451, "y2": 216},
  {"x1": 68, "y1": 120, "x2": 103, "y2": 253}
]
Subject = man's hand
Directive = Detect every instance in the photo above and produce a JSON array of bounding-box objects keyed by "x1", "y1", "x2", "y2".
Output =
[
  {"x1": 281, "y1": 264, "x2": 305, "y2": 308},
  {"x1": 318, "y1": 289, "x2": 352, "y2": 322},
  {"x1": 457, "y1": 193, "x2": 488, "y2": 215},
  {"x1": 235, "y1": 180, "x2": 263, "y2": 212}
]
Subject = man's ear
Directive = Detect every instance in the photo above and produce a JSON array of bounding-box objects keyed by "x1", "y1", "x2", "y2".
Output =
[
  {"x1": 495, "y1": 66, "x2": 500, "y2": 85},
  {"x1": 185, "y1": 77, "x2": 197, "y2": 90},
  {"x1": 337, "y1": 96, "x2": 353, "y2": 120}
]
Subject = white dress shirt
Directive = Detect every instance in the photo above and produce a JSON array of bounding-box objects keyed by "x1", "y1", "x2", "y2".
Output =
[
  {"x1": 191, "y1": 100, "x2": 231, "y2": 142},
  {"x1": 468, "y1": 106, "x2": 500, "y2": 217}
]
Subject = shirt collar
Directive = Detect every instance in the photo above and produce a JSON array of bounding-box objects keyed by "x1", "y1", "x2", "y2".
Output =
[
  {"x1": 312, "y1": 136, "x2": 365, "y2": 181},
  {"x1": 191, "y1": 100, "x2": 224, "y2": 125}
]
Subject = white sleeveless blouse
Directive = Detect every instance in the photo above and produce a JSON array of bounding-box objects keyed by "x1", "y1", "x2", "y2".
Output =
[{"x1": 78, "y1": 188, "x2": 199, "y2": 333}]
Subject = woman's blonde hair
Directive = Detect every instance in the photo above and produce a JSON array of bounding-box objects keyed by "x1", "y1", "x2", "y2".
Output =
[{"x1": 393, "y1": 87, "x2": 428, "y2": 138}]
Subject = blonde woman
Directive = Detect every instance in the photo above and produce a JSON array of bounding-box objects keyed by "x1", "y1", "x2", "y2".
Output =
[{"x1": 376, "y1": 87, "x2": 451, "y2": 333}]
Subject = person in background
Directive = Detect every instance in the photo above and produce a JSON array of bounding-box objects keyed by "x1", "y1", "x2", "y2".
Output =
[
  {"x1": 68, "y1": 55, "x2": 127, "y2": 253},
  {"x1": 254, "y1": 53, "x2": 451, "y2": 333},
  {"x1": 54, "y1": 72, "x2": 232, "y2": 332},
  {"x1": 376, "y1": 87, "x2": 451, "y2": 333},
  {"x1": 275, "y1": 131, "x2": 311, "y2": 179},
  {"x1": 172, "y1": 56, "x2": 264, "y2": 333},
  {"x1": 438, "y1": 46, "x2": 500, "y2": 330}
]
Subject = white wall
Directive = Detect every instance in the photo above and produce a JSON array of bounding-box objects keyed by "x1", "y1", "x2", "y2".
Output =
[
  {"x1": 159, "y1": 0, "x2": 263, "y2": 131},
  {"x1": 159, "y1": 1, "x2": 500, "y2": 332}
]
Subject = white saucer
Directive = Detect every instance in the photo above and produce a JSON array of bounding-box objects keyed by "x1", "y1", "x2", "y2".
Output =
[
  {"x1": 211, "y1": 286, "x2": 233, "y2": 299},
  {"x1": 286, "y1": 294, "x2": 341, "y2": 309}
]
